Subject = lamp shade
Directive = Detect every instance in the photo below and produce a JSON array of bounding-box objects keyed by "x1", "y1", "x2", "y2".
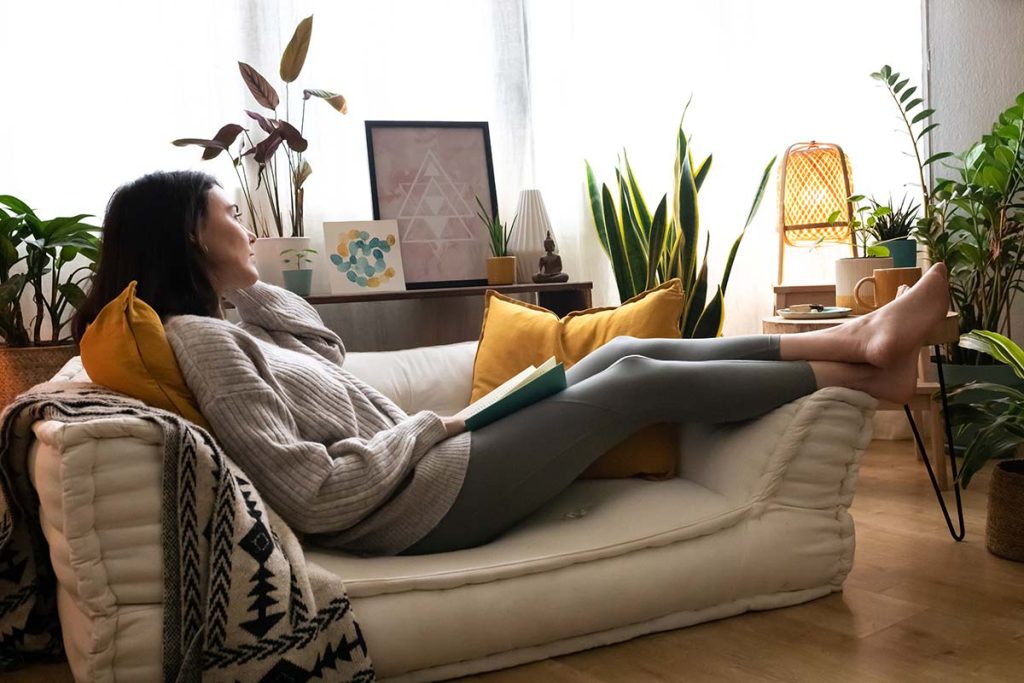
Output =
[
  {"x1": 510, "y1": 189, "x2": 553, "y2": 284},
  {"x1": 778, "y1": 141, "x2": 854, "y2": 246}
]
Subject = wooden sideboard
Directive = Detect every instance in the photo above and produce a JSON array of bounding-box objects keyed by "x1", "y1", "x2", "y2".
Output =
[{"x1": 231, "y1": 281, "x2": 594, "y2": 352}]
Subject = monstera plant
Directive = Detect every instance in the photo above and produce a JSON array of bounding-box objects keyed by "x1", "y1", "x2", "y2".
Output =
[{"x1": 586, "y1": 112, "x2": 775, "y2": 337}]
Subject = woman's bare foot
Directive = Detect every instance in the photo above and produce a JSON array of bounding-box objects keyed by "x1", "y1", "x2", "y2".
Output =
[
  {"x1": 810, "y1": 353, "x2": 919, "y2": 404},
  {"x1": 780, "y1": 263, "x2": 950, "y2": 370}
]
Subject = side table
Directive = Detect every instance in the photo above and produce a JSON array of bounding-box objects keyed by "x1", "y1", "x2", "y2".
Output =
[{"x1": 763, "y1": 312, "x2": 966, "y2": 541}]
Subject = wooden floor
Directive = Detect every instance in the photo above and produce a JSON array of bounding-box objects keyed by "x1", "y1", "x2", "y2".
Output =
[{"x1": 14, "y1": 440, "x2": 1024, "y2": 682}]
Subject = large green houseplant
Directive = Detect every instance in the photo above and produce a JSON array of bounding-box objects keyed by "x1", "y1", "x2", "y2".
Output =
[
  {"x1": 947, "y1": 330, "x2": 1024, "y2": 561},
  {"x1": 0, "y1": 194, "x2": 101, "y2": 406},
  {"x1": 585, "y1": 113, "x2": 775, "y2": 337},
  {"x1": 876, "y1": 65, "x2": 1024, "y2": 365}
]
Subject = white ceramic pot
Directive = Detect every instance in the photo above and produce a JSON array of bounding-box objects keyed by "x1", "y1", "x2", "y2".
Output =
[
  {"x1": 253, "y1": 236, "x2": 312, "y2": 288},
  {"x1": 835, "y1": 256, "x2": 893, "y2": 314},
  {"x1": 509, "y1": 189, "x2": 553, "y2": 285}
]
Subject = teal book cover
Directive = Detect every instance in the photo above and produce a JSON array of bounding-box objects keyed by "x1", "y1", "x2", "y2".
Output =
[{"x1": 464, "y1": 363, "x2": 567, "y2": 431}]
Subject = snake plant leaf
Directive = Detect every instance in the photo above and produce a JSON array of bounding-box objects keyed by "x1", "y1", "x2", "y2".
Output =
[
  {"x1": 674, "y1": 125, "x2": 699, "y2": 288},
  {"x1": 623, "y1": 151, "x2": 652, "y2": 239},
  {"x1": 692, "y1": 285, "x2": 724, "y2": 339},
  {"x1": 694, "y1": 155, "x2": 712, "y2": 191},
  {"x1": 602, "y1": 184, "x2": 635, "y2": 302},
  {"x1": 721, "y1": 155, "x2": 777, "y2": 294},
  {"x1": 619, "y1": 175, "x2": 649, "y2": 298},
  {"x1": 280, "y1": 15, "x2": 313, "y2": 83},
  {"x1": 682, "y1": 241, "x2": 710, "y2": 337},
  {"x1": 645, "y1": 195, "x2": 669, "y2": 291},
  {"x1": 586, "y1": 162, "x2": 611, "y2": 258}
]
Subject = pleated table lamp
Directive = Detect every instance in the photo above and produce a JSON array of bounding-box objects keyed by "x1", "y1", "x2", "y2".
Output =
[
  {"x1": 510, "y1": 189, "x2": 553, "y2": 285},
  {"x1": 777, "y1": 141, "x2": 855, "y2": 283}
]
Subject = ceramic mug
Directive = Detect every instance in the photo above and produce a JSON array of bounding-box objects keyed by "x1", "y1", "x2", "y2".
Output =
[
  {"x1": 854, "y1": 266, "x2": 922, "y2": 311},
  {"x1": 835, "y1": 256, "x2": 894, "y2": 314}
]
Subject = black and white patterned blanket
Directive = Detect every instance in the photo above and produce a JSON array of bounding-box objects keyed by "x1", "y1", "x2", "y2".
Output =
[{"x1": 0, "y1": 383, "x2": 375, "y2": 681}]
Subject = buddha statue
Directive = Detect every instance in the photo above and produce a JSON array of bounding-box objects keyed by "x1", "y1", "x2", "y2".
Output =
[{"x1": 532, "y1": 230, "x2": 569, "y2": 283}]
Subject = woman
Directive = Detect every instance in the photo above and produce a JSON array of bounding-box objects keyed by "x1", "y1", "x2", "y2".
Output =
[{"x1": 72, "y1": 171, "x2": 950, "y2": 557}]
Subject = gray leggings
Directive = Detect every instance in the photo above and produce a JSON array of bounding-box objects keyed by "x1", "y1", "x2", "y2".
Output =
[{"x1": 398, "y1": 334, "x2": 816, "y2": 555}]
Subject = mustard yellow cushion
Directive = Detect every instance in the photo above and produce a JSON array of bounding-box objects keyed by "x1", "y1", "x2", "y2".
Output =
[
  {"x1": 470, "y1": 279, "x2": 685, "y2": 479},
  {"x1": 80, "y1": 281, "x2": 210, "y2": 430}
]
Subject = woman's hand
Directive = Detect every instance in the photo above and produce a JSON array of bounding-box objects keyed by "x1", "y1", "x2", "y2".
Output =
[{"x1": 441, "y1": 416, "x2": 467, "y2": 438}]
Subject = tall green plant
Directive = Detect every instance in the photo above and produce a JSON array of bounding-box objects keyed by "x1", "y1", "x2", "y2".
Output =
[
  {"x1": 0, "y1": 195, "x2": 101, "y2": 347},
  {"x1": 586, "y1": 119, "x2": 775, "y2": 338},
  {"x1": 915, "y1": 93, "x2": 1024, "y2": 363}
]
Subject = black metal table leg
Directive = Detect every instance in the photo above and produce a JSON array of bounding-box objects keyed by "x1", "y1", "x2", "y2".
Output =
[{"x1": 901, "y1": 344, "x2": 965, "y2": 541}]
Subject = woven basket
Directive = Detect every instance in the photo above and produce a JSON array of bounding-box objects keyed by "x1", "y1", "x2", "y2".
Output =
[
  {"x1": 0, "y1": 344, "x2": 79, "y2": 410},
  {"x1": 986, "y1": 459, "x2": 1024, "y2": 562}
]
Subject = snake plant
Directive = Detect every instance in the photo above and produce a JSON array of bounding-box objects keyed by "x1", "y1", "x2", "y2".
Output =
[{"x1": 586, "y1": 117, "x2": 775, "y2": 338}]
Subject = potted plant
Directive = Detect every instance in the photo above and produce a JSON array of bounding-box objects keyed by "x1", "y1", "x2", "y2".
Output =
[
  {"x1": 0, "y1": 194, "x2": 101, "y2": 407},
  {"x1": 475, "y1": 196, "x2": 518, "y2": 286},
  {"x1": 280, "y1": 247, "x2": 318, "y2": 297},
  {"x1": 827, "y1": 197, "x2": 895, "y2": 313},
  {"x1": 861, "y1": 195, "x2": 920, "y2": 268},
  {"x1": 586, "y1": 108, "x2": 775, "y2": 337},
  {"x1": 946, "y1": 330, "x2": 1024, "y2": 562},
  {"x1": 173, "y1": 15, "x2": 346, "y2": 289}
]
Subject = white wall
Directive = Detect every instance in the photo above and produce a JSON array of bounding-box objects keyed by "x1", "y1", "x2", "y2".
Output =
[{"x1": 926, "y1": 0, "x2": 1024, "y2": 341}]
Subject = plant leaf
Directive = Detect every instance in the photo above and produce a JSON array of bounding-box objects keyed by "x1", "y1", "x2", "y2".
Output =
[
  {"x1": 246, "y1": 110, "x2": 277, "y2": 134},
  {"x1": 893, "y1": 78, "x2": 909, "y2": 93},
  {"x1": 280, "y1": 15, "x2": 313, "y2": 83},
  {"x1": 203, "y1": 123, "x2": 246, "y2": 160},
  {"x1": 303, "y1": 89, "x2": 348, "y2": 114},
  {"x1": 900, "y1": 85, "x2": 918, "y2": 103},
  {"x1": 172, "y1": 138, "x2": 227, "y2": 160},
  {"x1": 911, "y1": 108, "x2": 936, "y2": 124},
  {"x1": 903, "y1": 97, "x2": 923, "y2": 111},
  {"x1": 58, "y1": 282, "x2": 86, "y2": 309},
  {"x1": 694, "y1": 154, "x2": 712, "y2": 191},
  {"x1": 277, "y1": 119, "x2": 308, "y2": 152},
  {"x1": 586, "y1": 161, "x2": 610, "y2": 258},
  {"x1": 0, "y1": 195, "x2": 35, "y2": 217},
  {"x1": 295, "y1": 159, "x2": 312, "y2": 189},
  {"x1": 238, "y1": 61, "x2": 280, "y2": 109},
  {"x1": 601, "y1": 184, "x2": 635, "y2": 302},
  {"x1": 917, "y1": 122, "x2": 940, "y2": 140},
  {"x1": 924, "y1": 151, "x2": 954, "y2": 166},
  {"x1": 692, "y1": 286, "x2": 724, "y2": 338},
  {"x1": 645, "y1": 196, "x2": 668, "y2": 290},
  {"x1": 253, "y1": 130, "x2": 283, "y2": 164}
]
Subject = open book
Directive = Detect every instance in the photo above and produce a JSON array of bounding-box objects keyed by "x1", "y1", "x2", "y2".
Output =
[{"x1": 454, "y1": 357, "x2": 567, "y2": 431}]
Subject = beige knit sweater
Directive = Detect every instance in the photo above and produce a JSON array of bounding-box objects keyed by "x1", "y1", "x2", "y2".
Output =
[{"x1": 164, "y1": 281, "x2": 471, "y2": 556}]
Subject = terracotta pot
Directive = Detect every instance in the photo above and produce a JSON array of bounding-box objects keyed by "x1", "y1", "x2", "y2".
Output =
[
  {"x1": 0, "y1": 343, "x2": 79, "y2": 409},
  {"x1": 987, "y1": 459, "x2": 1024, "y2": 562},
  {"x1": 835, "y1": 256, "x2": 893, "y2": 314},
  {"x1": 486, "y1": 256, "x2": 517, "y2": 285}
]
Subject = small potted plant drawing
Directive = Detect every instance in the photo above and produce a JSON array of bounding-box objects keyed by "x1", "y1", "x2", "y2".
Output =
[
  {"x1": 280, "y1": 247, "x2": 318, "y2": 296},
  {"x1": 475, "y1": 196, "x2": 518, "y2": 285}
]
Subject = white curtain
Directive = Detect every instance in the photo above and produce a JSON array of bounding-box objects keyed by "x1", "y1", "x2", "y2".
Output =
[
  {"x1": 524, "y1": 0, "x2": 923, "y2": 335},
  {"x1": 2, "y1": 0, "x2": 921, "y2": 335}
]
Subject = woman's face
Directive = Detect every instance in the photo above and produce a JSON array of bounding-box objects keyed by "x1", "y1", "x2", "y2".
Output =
[{"x1": 200, "y1": 186, "x2": 258, "y2": 293}]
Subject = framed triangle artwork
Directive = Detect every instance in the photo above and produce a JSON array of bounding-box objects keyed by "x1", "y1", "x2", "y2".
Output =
[{"x1": 366, "y1": 120, "x2": 498, "y2": 289}]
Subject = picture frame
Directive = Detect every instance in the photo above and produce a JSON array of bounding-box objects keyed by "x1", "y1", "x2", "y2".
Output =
[
  {"x1": 322, "y1": 219, "x2": 408, "y2": 294},
  {"x1": 366, "y1": 120, "x2": 498, "y2": 289}
]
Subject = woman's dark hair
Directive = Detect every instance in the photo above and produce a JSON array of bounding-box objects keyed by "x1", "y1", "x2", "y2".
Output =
[{"x1": 71, "y1": 170, "x2": 222, "y2": 343}]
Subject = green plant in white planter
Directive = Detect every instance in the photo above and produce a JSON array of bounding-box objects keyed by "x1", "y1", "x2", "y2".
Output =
[
  {"x1": 280, "y1": 248, "x2": 317, "y2": 297},
  {"x1": 947, "y1": 330, "x2": 1024, "y2": 561}
]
